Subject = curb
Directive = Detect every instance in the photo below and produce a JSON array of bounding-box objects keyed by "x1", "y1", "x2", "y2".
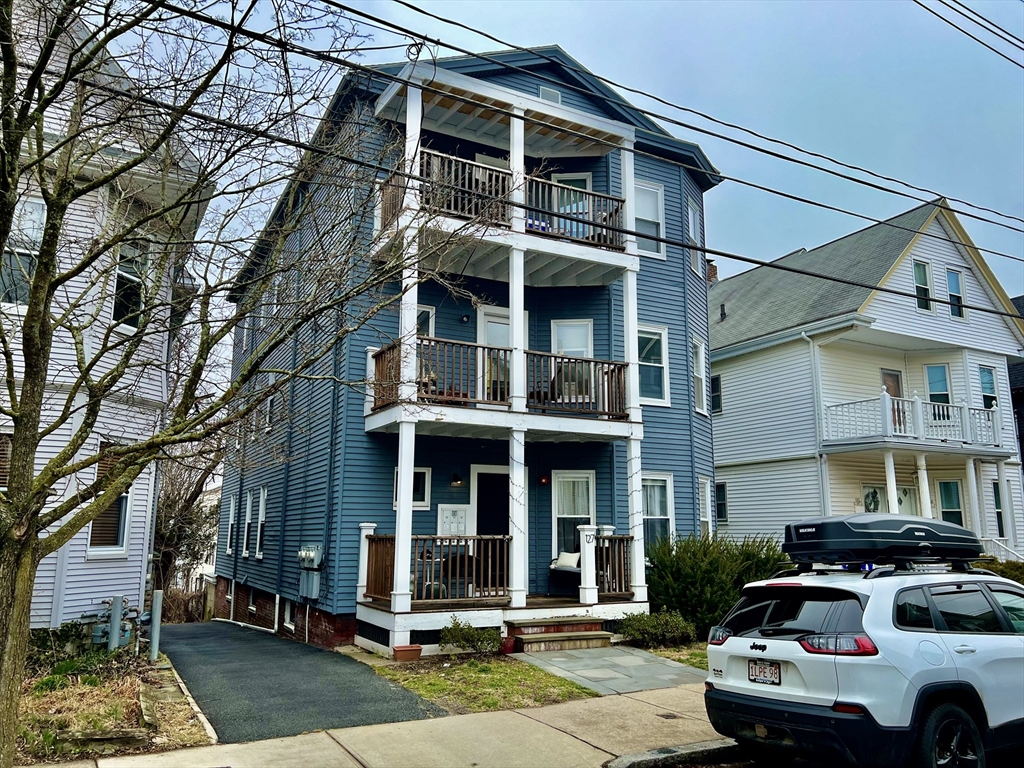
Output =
[
  {"x1": 168, "y1": 660, "x2": 219, "y2": 744},
  {"x1": 605, "y1": 739, "x2": 741, "y2": 768}
]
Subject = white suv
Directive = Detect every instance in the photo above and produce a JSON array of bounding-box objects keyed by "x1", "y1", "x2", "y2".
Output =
[{"x1": 704, "y1": 567, "x2": 1024, "y2": 767}]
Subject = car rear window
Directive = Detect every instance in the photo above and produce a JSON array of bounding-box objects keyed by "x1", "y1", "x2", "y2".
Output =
[
  {"x1": 722, "y1": 587, "x2": 864, "y2": 638},
  {"x1": 929, "y1": 585, "x2": 1003, "y2": 633}
]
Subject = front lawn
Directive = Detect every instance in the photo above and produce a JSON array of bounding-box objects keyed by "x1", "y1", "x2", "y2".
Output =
[
  {"x1": 649, "y1": 643, "x2": 709, "y2": 671},
  {"x1": 374, "y1": 656, "x2": 598, "y2": 714}
]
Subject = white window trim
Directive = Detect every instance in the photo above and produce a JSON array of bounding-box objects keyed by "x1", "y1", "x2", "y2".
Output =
[
  {"x1": 946, "y1": 267, "x2": 967, "y2": 321},
  {"x1": 417, "y1": 304, "x2": 436, "y2": 337},
  {"x1": 693, "y1": 340, "x2": 708, "y2": 415},
  {"x1": 242, "y1": 490, "x2": 253, "y2": 557},
  {"x1": 698, "y1": 476, "x2": 712, "y2": 535},
  {"x1": 538, "y1": 85, "x2": 562, "y2": 104},
  {"x1": 687, "y1": 198, "x2": 702, "y2": 274},
  {"x1": 225, "y1": 495, "x2": 236, "y2": 556},
  {"x1": 978, "y1": 365, "x2": 998, "y2": 409},
  {"x1": 710, "y1": 374, "x2": 722, "y2": 415},
  {"x1": 248, "y1": 589, "x2": 257, "y2": 613},
  {"x1": 393, "y1": 466, "x2": 432, "y2": 511},
  {"x1": 924, "y1": 363, "x2": 952, "y2": 405},
  {"x1": 913, "y1": 258, "x2": 935, "y2": 314},
  {"x1": 935, "y1": 477, "x2": 968, "y2": 531},
  {"x1": 550, "y1": 172, "x2": 592, "y2": 190},
  {"x1": 255, "y1": 486, "x2": 267, "y2": 559},
  {"x1": 634, "y1": 180, "x2": 666, "y2": 259},
  {"x1": 86, "y1": 483, "x2": 134, "y2": 560},
  {"x1": 264, "y1": 373, "x2": 276, "y2": 433},
  {"x1": 714, "y1": 481, "x2": 728, "y2": 524},
  {"x1": 110, "y1": 240, "x2": 150, "y2": 334},
  {"x1": 550, "y1": 318, "x2": 594, "y2": 357},
  {"x1": 638, "y1": 324, "x2": 670, "y2": 407},
  {"x1": 641, "y1": 472, "x2": 675, "y2": 541},
  {"x1": 373, "y1": 178, "x2": 383, "y2": 235},
  {"x1": 283, "y1": 599, "x2": 295, "y2": 630},
  {"x1": 551, "y1": 469, "x2": 596, "y2": 558}
]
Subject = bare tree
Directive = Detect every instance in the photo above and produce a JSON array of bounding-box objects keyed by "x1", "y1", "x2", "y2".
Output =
[{"x1": 0, "y1": 2, "x2": 495, "y2": 762}]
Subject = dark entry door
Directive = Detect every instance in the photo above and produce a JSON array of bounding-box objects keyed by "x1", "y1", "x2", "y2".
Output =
[{"x1": 476, "y1": 473, "x2": 509, "y2": 536}]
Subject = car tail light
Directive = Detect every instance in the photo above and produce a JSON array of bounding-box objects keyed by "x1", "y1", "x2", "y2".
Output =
[
  {"x1": 705, "y1": 682, "x2": 715, "y2": 691},
  {"x1": 799, "y1": 633, "x2": 878, "y2": 656},
  {"x1": 832, "y1": 703, "x2": 865, "y2": 715},
  {"x1": 708, "y1": 626, "x2": 733, "y2": 645}
]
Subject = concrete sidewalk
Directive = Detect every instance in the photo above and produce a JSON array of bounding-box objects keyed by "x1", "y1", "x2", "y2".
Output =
[{"x1": 62, "y1": 683, "x2": 718, "y2": 768}]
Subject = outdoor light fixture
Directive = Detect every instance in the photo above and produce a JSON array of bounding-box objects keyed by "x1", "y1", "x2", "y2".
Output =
[
  {"x1": 539, "y1": 475, "x2": 549, "y2": 486},
  {"x1": 451, "y1": 473, "x2": 464, "y2": 487},
  {"x1": 461, "y1": 314, "x2": 471, "y2": 324}
]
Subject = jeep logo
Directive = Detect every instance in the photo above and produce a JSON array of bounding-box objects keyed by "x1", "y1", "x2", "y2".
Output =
[{"x1": 750, "y1": 642, "x2": 767, "y2": 652}]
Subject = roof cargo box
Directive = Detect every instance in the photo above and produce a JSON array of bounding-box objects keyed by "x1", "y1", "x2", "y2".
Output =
[{"x1": 783, "y1": 514, "x2": 983, "y2": 565}]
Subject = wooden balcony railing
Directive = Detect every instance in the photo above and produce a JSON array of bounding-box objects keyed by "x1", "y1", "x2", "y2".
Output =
[
  {"x1": 596, "y1": 534, "x2": 632, "y2": 597},
  {"x1": 380, "y1": 170, "x2": 405, "y2": 231},
  {"x1": 526, "y1": 177, "x2": 625, "y2": 250},
  {"x1": 420, "y1": 149, "x2": 512, "y2": 224},
  {"x1": 526, "y1": 351, "x2": 628, "y2": 419},
  {"x1": 417, "y1": 337, "x2": 512, "y2": 407},
  {"x1": 412, "y1": 535, "x2": 512, "y2": 603},
  {"x1": 372, "y1": 342, "x2": 401, "y2": 411},
  {"x1": 364, "y1": 535, "x2": 396, "y2": 602}
]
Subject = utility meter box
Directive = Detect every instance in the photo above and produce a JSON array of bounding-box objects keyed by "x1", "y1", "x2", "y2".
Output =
[{"x1": 298, "y1": 544, "x2": 324, "y2": 599}]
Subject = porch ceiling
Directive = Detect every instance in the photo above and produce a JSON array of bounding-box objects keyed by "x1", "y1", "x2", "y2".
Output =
[
  {"x1": 367, "y1": 410, "x2": 632, "y2": 442},
  {"x1": 379, "y1": 85, "x2": 619, "y2": 158},
  {"x1": 821, "y1": 441, "x2": 1015, "y2": 461}
]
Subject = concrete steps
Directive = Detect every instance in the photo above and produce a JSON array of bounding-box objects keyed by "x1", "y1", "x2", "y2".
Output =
[{"x1": 506, "y1": 617, "x2": 613, "y2": 652}]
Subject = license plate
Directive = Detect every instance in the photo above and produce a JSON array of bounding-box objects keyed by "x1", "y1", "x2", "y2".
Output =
[{"x1": 748, "y1": 659, "x2": 781, "y2": 686}]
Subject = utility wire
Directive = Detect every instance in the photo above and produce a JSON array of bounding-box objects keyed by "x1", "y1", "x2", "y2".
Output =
[
  {"x1": 945, "y1": 0, "x2": 1024, "y2": 49},
  {"x1": 383, "y1": 0, "x2": 1024, "y2": 228},
  {"x1": 102, "y1": 7, "x2": 1024, "y2": 319},
  {"x1": 911, "y1": 0, "x2": 1024, "y2": 68}
]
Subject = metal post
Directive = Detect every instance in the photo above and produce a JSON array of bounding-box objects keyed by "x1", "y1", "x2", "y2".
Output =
[
  {"x1": 108, "y1": 595, "x2": 123, "y2": 652},
  {"x1": 149, "y1": 590, "x2": 163, "y2": 661}
]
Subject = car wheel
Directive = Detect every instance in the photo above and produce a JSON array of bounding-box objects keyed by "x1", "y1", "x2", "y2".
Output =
[{"x1": 916, "y1": 702, "x2": 986, "y2": 768}]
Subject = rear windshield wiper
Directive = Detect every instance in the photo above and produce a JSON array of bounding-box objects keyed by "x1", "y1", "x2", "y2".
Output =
[{"x1": 759, "y1": 627, "x2": 817, "y2": 637}]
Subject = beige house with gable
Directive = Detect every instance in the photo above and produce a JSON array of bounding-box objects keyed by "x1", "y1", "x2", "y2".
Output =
[{"x1": 708, "y1": 201, "x2": 1024, "y2": 560}]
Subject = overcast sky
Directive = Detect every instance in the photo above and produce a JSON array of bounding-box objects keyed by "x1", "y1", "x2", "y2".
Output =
[{"x1": 353, "y1": 0, "x2": 1024, "y2": 297}]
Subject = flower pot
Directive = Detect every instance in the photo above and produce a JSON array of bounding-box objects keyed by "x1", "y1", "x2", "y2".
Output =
[
  {"x1": 500, "y1": 635, "x2": 516, "y2": 655},
  {"x1": 392, "y1": 644, "x2": 422, "y2": 662}
]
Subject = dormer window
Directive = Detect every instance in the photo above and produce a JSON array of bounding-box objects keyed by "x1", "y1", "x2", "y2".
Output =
[{"x1": 539, "y1": 86, "x2": 562, "y2": 105}]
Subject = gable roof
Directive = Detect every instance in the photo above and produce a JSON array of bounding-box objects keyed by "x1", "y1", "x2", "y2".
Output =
[
  {"x1": 708, "y1": 203, "x2": 938, "y2": 350},
  {"x1": 1011, "y1": 296, "x2": 1024, "y2": 391}
]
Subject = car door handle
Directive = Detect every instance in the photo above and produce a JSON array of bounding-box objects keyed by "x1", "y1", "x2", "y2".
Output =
[{"x1": 953, "y1": 645, "x2": 977, "y2": 654}]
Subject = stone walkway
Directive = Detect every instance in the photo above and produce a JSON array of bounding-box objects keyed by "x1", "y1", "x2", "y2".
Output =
[{"x1": 512, "y1": 645, "x2": 707, "y2": 694}]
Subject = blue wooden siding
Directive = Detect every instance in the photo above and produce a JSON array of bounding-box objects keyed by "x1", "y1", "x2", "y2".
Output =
[{"x1": 474, "y1": 65, "x2": 621, "y2": 121}]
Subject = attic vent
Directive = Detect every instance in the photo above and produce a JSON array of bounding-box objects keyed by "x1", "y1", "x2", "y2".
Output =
[
  {"x1": 720, "y1": 303, "x2": 727, "y2": 322},
  {"x1": 539, "y1": 86, "x2": 562, "y2": 105}
]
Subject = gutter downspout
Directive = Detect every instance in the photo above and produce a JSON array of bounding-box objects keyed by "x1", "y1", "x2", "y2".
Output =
[
  {"x1": 802, "y1": 332, "x2": 830, "y2": 516},
  {"x1": 273, "y1": 593, "x2": 280, "y2": 634}
]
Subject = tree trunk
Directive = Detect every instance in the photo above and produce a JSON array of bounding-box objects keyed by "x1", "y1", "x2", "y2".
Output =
[{"x1": 0, "y1": 537, "x2": 38, "y2": 768}]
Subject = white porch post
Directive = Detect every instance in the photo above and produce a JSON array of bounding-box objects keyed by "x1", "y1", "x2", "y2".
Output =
[
  {"x1": 912, "y1": 393, "x2": 925, "y2": 440},
  {"x1": 964, "y1": 457, "x2": 983, "y2": 535},
  {"x1": 881, "y1": 388, "x2": 894, "y2": 438},
  {"x1": 392, "y1": 421, "x2": 416, "y2": 613},
  {"x1": 915, "y1": 454, "x2": 933, "y2": 519},
  {"x1": 621, "y1": 140, "x2": 638, "y2": 257},
  {"x1": 510, "y1": 108, "x2": 525, "y2": 234},
  {"x1": 509, "y1": 247, "x2": 526, "y2": 413},
  {"x1": 399, "y1": 86, "x2": 422, "y2": 406},
  {"x1": 356, "y1": 523, "x2": 377, "y2": 602},
  {"x1": 996, "y1": 459, "x2": 1016, "y2": 545},
  {"x1": 403, "y1": 86, "x2": 422, "y2": 212},
  {"x1": 509, "y1": 428, "x2": 527, "y2": 608},
  {"x1": 960, "y1": 399, "x2": 974, "y2": 443},
  {"x1": 623, "y1": 268, "x2": 641, "y2": 422},
  {"x1": 578, "y1": 524, "x2": 598, "y2": 605},
  {"x1": 884, "y1": 450, "x2": 899, "y2": 515},
  {"x1": 626, "y1": 437, "x2": 648, "y2": 602}
]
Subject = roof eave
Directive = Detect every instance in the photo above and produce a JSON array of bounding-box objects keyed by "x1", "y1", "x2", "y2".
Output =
[{"x1": 711, "y1": 313, "x2": 874, "y2": 362}]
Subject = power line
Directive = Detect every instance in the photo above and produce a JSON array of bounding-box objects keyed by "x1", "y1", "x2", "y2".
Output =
[
  {"x1": 93, "y1": 8, "x2": 1024, "y2": 320},
  {"x1": 945, "y1": 0, "x2": 1024, "y2": 49},
  {"x1": 911, "y1": 0, "x2": 1024, "y2": 68},
  {"x1": 383, "y1": 0, "x2": 1024, "y2": 228}
]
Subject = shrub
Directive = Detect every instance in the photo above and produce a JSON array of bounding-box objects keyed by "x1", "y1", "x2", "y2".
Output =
[
  {"x1": 439, "y1": 617, "x2": 501, "y2": 654},
  {"x1": 617, "y1": 609, "x2": 696, "y2": 648},
  {"x1": 978, "y1": 557, "x2": 1024, "y2": 585},
  {"x1": 647, "y1": 534, "x2": 788, "y2": 638}
]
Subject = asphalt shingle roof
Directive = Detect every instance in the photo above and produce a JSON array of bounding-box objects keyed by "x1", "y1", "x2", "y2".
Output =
[
  {"x1": 1010, "y1": 296, "x2": 1024, "y2": 391},
  {"x1": 708, "y1": 203, "x2": 938, "y2": 351}
]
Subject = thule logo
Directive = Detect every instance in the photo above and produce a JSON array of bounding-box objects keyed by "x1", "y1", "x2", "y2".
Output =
[
  {"x1": 798, "y1": 527, "x2": 815, "y2": 533},
  {"x1": 750, "y1": 643, "x2": 767, "y2": 652}
]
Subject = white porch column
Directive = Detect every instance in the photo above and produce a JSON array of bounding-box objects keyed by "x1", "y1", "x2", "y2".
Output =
[
  {"x1": 578, "y1": 524, "x2": 598, "y2": 605},
  {"x1": 392, "y1": 421, "x2": 416, "y2": 613},
  {"x1": 508, "y1": 428, "x2": 527, "y2": 608},
  {"x1": 915, "y1": 454, "x2": 933, "y2": 519},
  {"x1": 626, "y1": 437, "x2": 648, "y2": 602},
  {"x1": 356, "y1": 523, "x2": 377, "y2": 603},
  {"x1": 509, "y1": 247, "x2": 526, "y2": 412},
  {"x1": 964, "y1": 457, "x2": 983, "y2": 535},
  {"x1": 510, "y1": 108, "x2": 525, "y2": 234},
  {"x1": 884, "y1": 450, "x2": 899, "y2": 515},
  {"x1": 996, "y1": 459, "x2": 1016, "y2": 544},
  {"x1": 621, "y1": 140, "x2": 637, "y2": 256},
  {"x1": 623, "y1": 268, "x2": 641, "y2": 422},
  {"x1": 403, "y1": 86, "x2": 422, "y2": 211},
  {"x1": 960, "y1": 399, "x2": 974, "y2": 443},
  {"x1": 911, "y1": 393, "x2": 925, "y2": 440},
  {"x1": 398, "y1": 87, "x2": 422, "y2": 406}
]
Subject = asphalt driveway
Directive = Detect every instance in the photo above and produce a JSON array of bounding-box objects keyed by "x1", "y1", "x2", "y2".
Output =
[{"x1": 161, "y1": 622, "x2": 442, "y2": 743}]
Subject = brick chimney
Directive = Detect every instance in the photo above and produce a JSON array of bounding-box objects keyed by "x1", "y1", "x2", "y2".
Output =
[{"x1": 706, "y1": 259, "x2": 719, "y2": 287}]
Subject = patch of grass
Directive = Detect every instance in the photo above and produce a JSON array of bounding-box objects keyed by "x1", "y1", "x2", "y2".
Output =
[
  {"x1": 375, "y1": 655, "x2": 598, "y2": 714},
  {"x1": 150, "y1": 700, "x2": 210, "y2": 751},
  {"x1": 650, "y1": 643, "x2": 709, "y2": 671}
]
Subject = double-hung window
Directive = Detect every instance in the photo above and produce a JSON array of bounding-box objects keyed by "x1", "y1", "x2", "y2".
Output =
[
  {"x1": 552, "y1": 319, "x2": 593, "y2": 358},
  {"x1": 393, "y1": 467, "x2": 431, "y2": 510},
  {"x1": 552, "y1": 470, "x2": 595, "y2": 556},
  {"x1": 946, "y1": 269, "x2": 966, "y2": 319},
  {"x1": 634, "y1": 182, "x2": 664, "y2": 257},
  {"x1": 687, "y1": 198, "x2": 702, "y2": 273},
  {"x1": 243, "y1": 490, "x2": 253, "y2": 557},
  {"x1": 715, "y1": 483, "x2": 728, "y2": 524},
  {"x1": 225, "y1": 495, "x2": 236, "y2": 555},
  {"x1": 693, "y1": 341, "x2": 708, "y2": 414},
  {"x1": 993, "y1": 481, "x2": 1005, "y2": 538},
  {"x1": 698, "y1": 477, "x2": 712, "y2": 536},
  {"x1": 979, "y1": 366, "x2": 997, "y2": 409},
  {"x1": 1, "y1": 199, "x2": 44, "y2": 304},
  {"x1": 913, "y1": 260, "x2": 932, "y2": 311},
  {"x1": 938, "y1": 481, "x2": 964, "y2": 527},
  {"x1": 113, "y1": 241, "x2": 148, "y2": 329},
  {"x1": 710, "y1": 375, "x2": 722, "y2": 414},
  {"x1": 255, "y1": 487, "x2": 267, "y2": 559},
  {"x1": 638, "y1": 325, "x2": 669, "y2": 405},
  {"x1": 89, "y1": 442, "x2": 131, "y2": 553},
  {"x1": 416, "y1": 304, "x2": 435, "y2": 337},
  {"x1": 925, "y1": 364, "x2": 951, "y2": 405},
  {"x1": 641, "y1": 474, "x2": 673, "y2": 549}
]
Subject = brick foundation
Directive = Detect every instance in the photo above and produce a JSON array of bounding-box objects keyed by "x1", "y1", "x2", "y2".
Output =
[{"x1": 213, "y1": 576, "x2": 355, "y2": 649}]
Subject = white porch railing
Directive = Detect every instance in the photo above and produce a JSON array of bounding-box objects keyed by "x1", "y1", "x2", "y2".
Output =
[
  {"x1": 823, "y1": 390, "x2": 1001, "y2": 447},
  {"x1": 981, "y1": 537, "x2": 1024, "y2": 562}
]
